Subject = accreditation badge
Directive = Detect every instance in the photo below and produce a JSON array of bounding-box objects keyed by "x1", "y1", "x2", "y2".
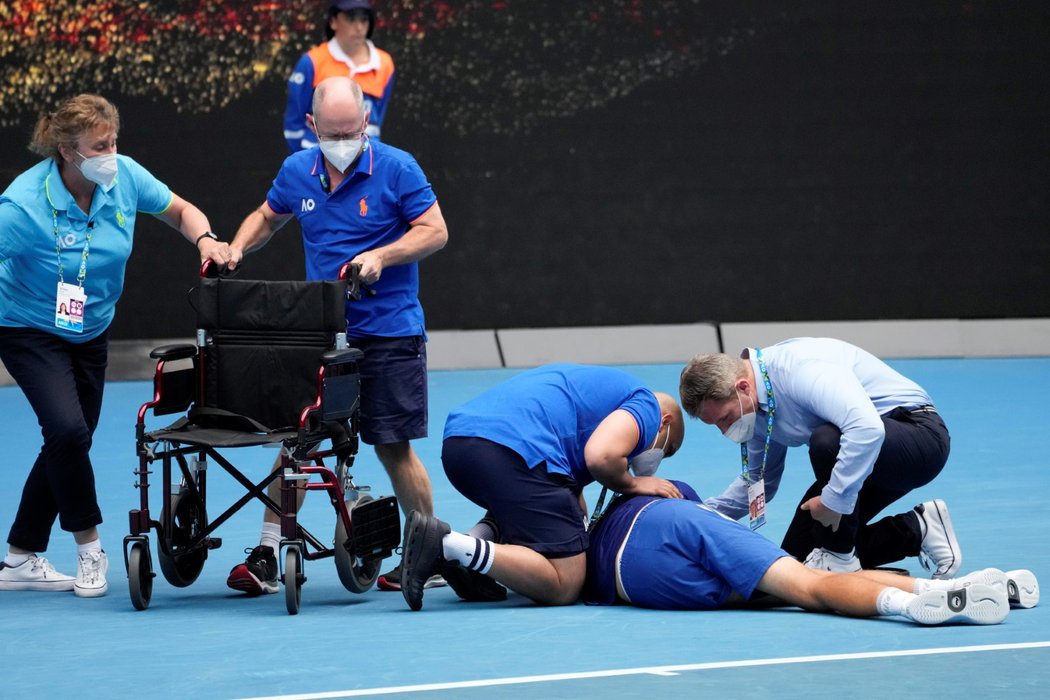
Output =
[
  {"x1": 747, "y1": 478, "x2": 767, "y2": 531},
  {"x1": 55, "y1": 282, "x2": 86, "y2": 333}
]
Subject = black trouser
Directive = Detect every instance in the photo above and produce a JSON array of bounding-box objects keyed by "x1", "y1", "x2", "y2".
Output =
[
  {"x1": 779, "y1": 408, "x2": 950, "y2": 568},
  {"x1": 0, "y1": 327, "x2": 108, "y2": 552}
]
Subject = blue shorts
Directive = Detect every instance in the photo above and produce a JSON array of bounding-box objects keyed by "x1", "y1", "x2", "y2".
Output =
[
  {"x1": 618, "y1": 499, "x2": 787, "y2": 610},
  {"x1": 442, "y1": 436, "x2": 588, "y2": 558},
  {"x1": 347, "y1": 335, "x2": 427, "y2": 445}
]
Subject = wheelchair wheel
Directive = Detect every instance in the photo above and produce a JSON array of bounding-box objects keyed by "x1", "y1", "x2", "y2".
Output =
[
  {"x1": 334, "y1": 494, "x2": 382, "y2": 593},
  {"x1": 157, "y1": 488, "x2": 208, "y2": 587},
  {"x1": 127, "y1": 541, "x2": 154, "y2": 611},
  {"x1": 284, "y1": 545, "x2": 303, "y2": 615}
]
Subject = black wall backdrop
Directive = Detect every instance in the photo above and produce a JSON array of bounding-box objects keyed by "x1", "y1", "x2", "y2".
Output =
[{"x1": 1, "y1": 1, "x2": 1047, "y2": 340}]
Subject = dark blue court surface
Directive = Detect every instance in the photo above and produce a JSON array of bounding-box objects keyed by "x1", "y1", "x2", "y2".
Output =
[{"x1": 1, "y1": 359, "x2": 1047, "y2": 698}]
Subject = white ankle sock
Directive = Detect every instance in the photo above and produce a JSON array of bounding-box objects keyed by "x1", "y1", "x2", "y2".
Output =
[
  {"x1": 442, "y1": 531, "x2": 494, "y2": 574},
  {"x1": 876, "y1": 587, "x2": 917, "y2": 616},
  {"x1": 4, "y1": 551, "x2": 31, "y2": 567},
  {"x1": 260, "y1": 522, "x2": 282, "y2": 552},
  {"x1": 77, "y1": 539, "x2": 103, "y2": 557}
]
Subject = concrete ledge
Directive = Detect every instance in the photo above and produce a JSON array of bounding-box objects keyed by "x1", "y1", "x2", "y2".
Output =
[
  {"x1": 496, "y1": 323, "x2": 721, "y2": 368},
  {"x1": 427, "y1": 329, "x2": 502, "y2": 370},
  {"x1": 0, "y1": 338, "x2": 191, "y2": 387}
]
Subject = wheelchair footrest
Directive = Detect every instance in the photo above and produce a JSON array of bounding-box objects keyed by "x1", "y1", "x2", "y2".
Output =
[{"x1": 349, "y1": 496, "x2": 400, "y2": 561}]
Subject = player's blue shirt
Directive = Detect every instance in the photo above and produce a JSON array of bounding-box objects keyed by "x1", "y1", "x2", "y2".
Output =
[
  {"x1": 265, "y1": 139, "x2": 437, "y2": 338},
  {"x1": 584, "y1": 481, "x2": 702, "y2": 606},
  {"x1": 443, "y1": 364, "x2": 661, "y2": 485},
  {"x1": 0, "y1": 156, "x2": 172, "y2": 341},
  {"x1": 584, "y1": 479, "x2": 786, "y2": 609}
]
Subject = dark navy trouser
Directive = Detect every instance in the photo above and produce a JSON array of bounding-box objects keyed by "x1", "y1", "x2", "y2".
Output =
[
  {"x1": 0, "y1": 327, "x2": 108, "y2": 552},
  {"x1": 779, "y1": 408, "x2": 950, "y2": 568}
]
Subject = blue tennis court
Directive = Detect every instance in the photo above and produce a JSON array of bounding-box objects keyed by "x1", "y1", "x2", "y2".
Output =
[{"x1": 1, "y1": 358, "x2": 1047, "y2": 698}]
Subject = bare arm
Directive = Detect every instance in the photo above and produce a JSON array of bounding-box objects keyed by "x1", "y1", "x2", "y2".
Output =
[
  {"x1": 352, "y1": 201, "x2": 449, "y2": 284},
  {"x1": 153, "y1": 193, "x2": 229, "y2": 266},
  {"x1": 227, "y1": 201, "x2": 294, "y2": 270},
  {"x1": 583, "y1": 410, "x2": 682, "y2": 498}
]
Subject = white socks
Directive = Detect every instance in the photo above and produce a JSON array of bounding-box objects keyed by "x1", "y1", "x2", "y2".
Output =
[
  {"x1": 442, "y1": 531, "x2": 494, "y2": 574},
  {"x1": 77, "y1": 539, "x2": 103, "y2": 557},
  {"x1": 876, "y1": 587, "x2": 917, "y2": 617},
  {"x1": 260, "y1": 522, "x2": 282, "y2": 552}
]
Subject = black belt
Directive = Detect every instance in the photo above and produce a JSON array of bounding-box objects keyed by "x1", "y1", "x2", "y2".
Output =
[{"x1": 908, "y1": 405, "x2": 937, "y2": 414}]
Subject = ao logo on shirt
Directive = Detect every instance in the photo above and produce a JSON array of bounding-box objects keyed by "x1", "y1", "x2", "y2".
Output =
[
  {"x1": 58, "y1": 233, "x2": 77, "y2": 248},
  {"x1": 301, "y1": 198, "x2": 316, "y2": 212}
]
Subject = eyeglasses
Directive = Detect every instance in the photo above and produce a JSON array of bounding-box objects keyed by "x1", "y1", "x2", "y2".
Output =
[{"x1": 316, "y1": 124, "x2": 367, "y2": 142}]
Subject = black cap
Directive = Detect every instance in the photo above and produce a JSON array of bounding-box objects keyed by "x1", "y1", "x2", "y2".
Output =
[{"x1": 327, "y1": 0, "x2": 375, "y2": 40}]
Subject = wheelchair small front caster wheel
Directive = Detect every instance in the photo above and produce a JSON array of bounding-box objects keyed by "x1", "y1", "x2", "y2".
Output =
[
  {"x1": 284, "y1": 545, "x2": 304, "y2": 615},
  {"x1": 127, "y1": 540, "x2": 154, "y2": 611}
]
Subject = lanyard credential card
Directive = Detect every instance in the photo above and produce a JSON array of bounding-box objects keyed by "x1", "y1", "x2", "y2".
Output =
[
  {"x1": 52, "y1": 206, "x2": 91, "y2": 333},
  {"x1": 741, "y1": 348, "x2": 776, "y2": 530}
]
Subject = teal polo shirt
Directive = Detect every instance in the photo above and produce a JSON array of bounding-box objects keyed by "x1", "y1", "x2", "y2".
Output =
[{"x1": 0, "y1": 156, "x2": 173, "y2": 341}]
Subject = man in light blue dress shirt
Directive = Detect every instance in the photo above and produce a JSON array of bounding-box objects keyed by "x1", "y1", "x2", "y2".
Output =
[{"x1": 679, "y1": 337, "x2": 960, "y2": 577}]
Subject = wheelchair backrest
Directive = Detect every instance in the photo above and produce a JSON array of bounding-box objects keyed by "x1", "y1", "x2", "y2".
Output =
[{"x1": 195, "y1": 277, "x2": 347, "y2": 431}]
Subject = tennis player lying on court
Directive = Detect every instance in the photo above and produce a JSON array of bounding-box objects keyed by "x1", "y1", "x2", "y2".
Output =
[{"x1": 583, "y1": 481, "x2": 1039, "y2": 625}]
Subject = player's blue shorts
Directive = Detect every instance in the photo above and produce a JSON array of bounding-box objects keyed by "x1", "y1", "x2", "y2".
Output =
[{"x1": 617, "y1": 499, "x2": 787, "y2": 610}]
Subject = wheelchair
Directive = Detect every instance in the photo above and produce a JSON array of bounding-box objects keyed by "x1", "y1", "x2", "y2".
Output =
[{"x1": 123, "y1": 261, "x2": 400, "y2": 614}]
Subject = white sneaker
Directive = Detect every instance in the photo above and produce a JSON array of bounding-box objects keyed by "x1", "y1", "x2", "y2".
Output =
[
  {"x1": 803, "y1": 547, "x2": 862, "y2": 573},
  {"x1": 74, "y1": 551, "x2": 109, "y2": 598},
  {"x1": 906, "y1": 583, "x2": 1008, "y2": 625},
  {"x1": 1005, "y1": 569, "x2": 1040, "y2": 609},
  {"x1": 915, "y1": 499, "x2": 961, "y2": 579},
  {"x1": 946, "y1": 567, "x2": 1040, "y2": 609},
  {"x1": 0, "y1": 556, "x2": 75, "y2": 591}
]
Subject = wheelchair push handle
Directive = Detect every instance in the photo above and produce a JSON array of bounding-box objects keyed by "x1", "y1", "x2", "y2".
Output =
[
  {"x1": 339, "y1": 261, "x2": 377, "y2": 301},
  {"x1": 200, "y1": 258, "x2": 239, "y2": 279}
]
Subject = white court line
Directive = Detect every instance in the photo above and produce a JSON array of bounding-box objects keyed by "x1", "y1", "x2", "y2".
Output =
[{"x1": 236, "y1": 641, "x2": 1050, "y2": 699}]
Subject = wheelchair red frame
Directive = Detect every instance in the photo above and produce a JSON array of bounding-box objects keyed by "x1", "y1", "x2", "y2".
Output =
[{"x1": 123, "y1": 261, "x2": 399, "y2": 614}]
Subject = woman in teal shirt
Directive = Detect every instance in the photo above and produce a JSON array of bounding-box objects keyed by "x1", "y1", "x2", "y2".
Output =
[{"x1": 0, "y1": 94, "x2": 230, "y2": 598}]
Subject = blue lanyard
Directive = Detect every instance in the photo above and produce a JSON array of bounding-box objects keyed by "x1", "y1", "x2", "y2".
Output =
[{"x1": 740, "y1": 348, "x2": 776, "y2": 483}]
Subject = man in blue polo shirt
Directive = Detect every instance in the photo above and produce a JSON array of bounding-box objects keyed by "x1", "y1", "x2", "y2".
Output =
[
  {"x1": 227, "y1": 76, "x2": 448, "y2": 595},
  {"x1": 397, "y1": 364, "x2": 686, "y2": 611}
]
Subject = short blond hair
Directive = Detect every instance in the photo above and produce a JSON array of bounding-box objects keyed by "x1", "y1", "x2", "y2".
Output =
[
  {"x1": 679, "y1": 353, "x2": 745, "y2": 418},
  {"x1": 29, "y1": 94, "x2": 120, "y2": 160}
]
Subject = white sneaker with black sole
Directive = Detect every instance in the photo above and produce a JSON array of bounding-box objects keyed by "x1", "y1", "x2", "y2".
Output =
[{"x1": 906, "y1": 583, "x2": 1007, "y2": 625}]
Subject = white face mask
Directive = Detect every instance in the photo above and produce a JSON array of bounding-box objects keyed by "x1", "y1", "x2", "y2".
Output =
[
  {"x1": 724, "y1": 389, "x2": 757, "y2": 443},
  {"x1": 628, "y1": 428, "x2": 670, "y2": 477},
  {"x1": 76, "y1": 151, "x2": 118, "y2": 191},
  {"x1": 319, "y1": 137, "x2": 363, "y2": 173}
]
